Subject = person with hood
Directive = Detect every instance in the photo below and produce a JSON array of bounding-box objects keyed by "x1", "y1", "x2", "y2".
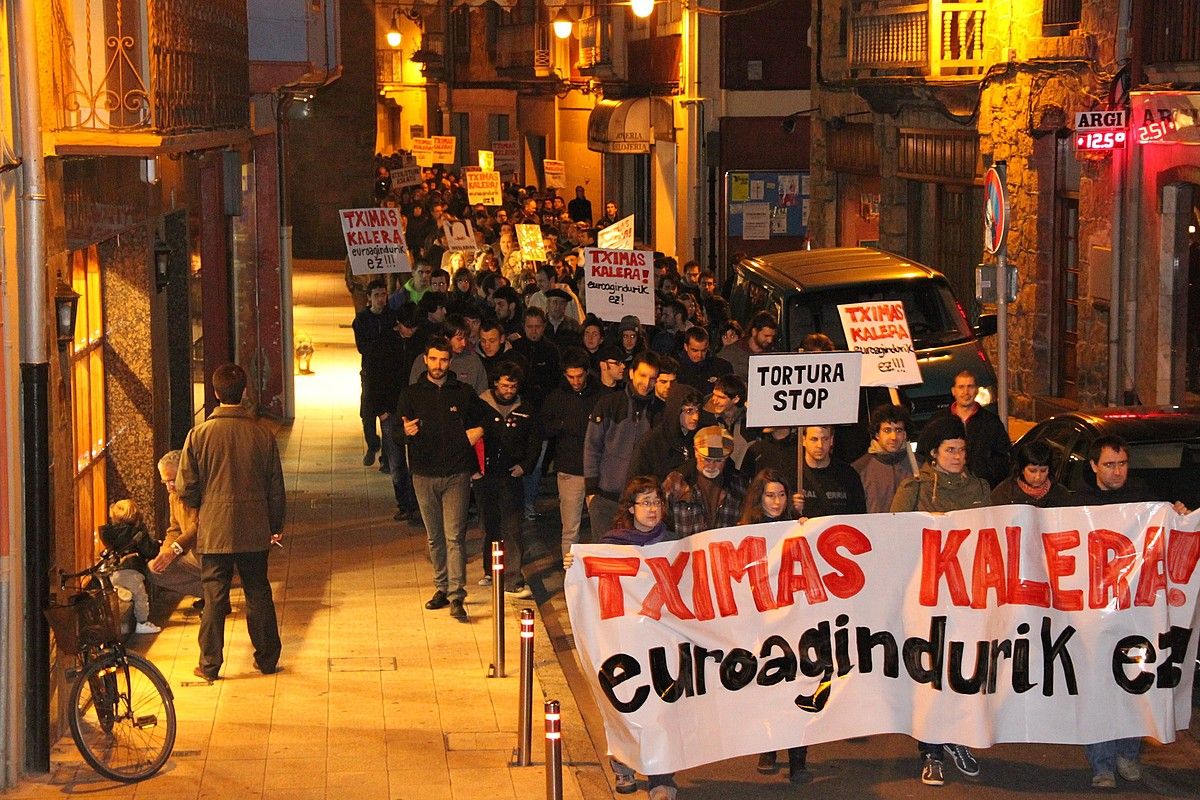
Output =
[
  {"x1": 564, "y1": 475, "x2": 680, "y2": 799},
  {"x1": 539, "y1": 349, "x2": 604, "y2": 558},
  {"x1": 627, "y1": 384, "x2": 703, "y2": 484},
  {"x1": 615, "y1": 314, "x2": 648, "y2": 366},
  {"x1": 475, "y1": 360, "x2": 541, "y2": 599},
  {"x1": 584, "y1": 350, "x2": 661, "y2": 535},
  {"x1": 889, "y1": 414, "x2": 988, "y2": 786},
  {"x1": 852, "y1": 404, "x2": 917, "y2": 513},
  {"x1": 990, "y1": 440, "x2": 1073, "y2": 507},
  {"x1": 663, "y1": 426, "x2": 748, "y2": 537}
]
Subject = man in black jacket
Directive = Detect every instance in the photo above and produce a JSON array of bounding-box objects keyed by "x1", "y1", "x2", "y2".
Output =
[
  {"x1": 800, "y1": 425, "x2": 867, "y2": 518},
  {"x1": 352, "y1": 280, "x2": 398, "y2": 468},
  {"x1": 540, "y1": 349, "x2": 603, "y2": 556},
  {"x1": 394, "y1": 337, "x2": 487, "y2": 621},
  {"x1": 676, "y1": 326, "x2": 733, "y2": 392},
  {"x1": 476, "y1": 360, "x2": 542, "y2": 598},
  {"x1": 512, "y1": 306, "x2": 560, "y2": 518},
  {"x1": 916, "y1": 370, "x2": 1011, "y2": 487},
  {"x1": 627, "y1": 384, "x2": 703, "y2": 484}
]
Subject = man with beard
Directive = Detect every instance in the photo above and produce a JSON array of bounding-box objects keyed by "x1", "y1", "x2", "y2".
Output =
[
  {"x1": 799, "y1": 425, "x2": 867, "y2": 518},
  {"x1": 662, "y1": 426, "x2": 748, "y2": 536},
  {"x1": 676, "y1": 326, "x2": 733, "y2": 392},
  {"x1": 394, "y1": 338, "x2": 487, "y2": 621},
  {"x1": 720, "y1": 311, "x2": 779, "y2": 384},
  {"x1": 491, "y1": 285, "x2": 523, "y2": 340}
]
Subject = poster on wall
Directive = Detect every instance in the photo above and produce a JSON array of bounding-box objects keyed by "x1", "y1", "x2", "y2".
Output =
[
  {"x1": 725, "y1": 171, "x2": 809, "y2": 240},
  {"x1": 742, "y1": 203, "x2": 771, "y2": 240}
]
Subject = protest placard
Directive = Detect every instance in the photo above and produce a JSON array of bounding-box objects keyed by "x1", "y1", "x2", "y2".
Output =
[
  {"x1": 517, "y1": 223, "x2": 547, "y2": 262},
  {"x1": 837, "y1": 300, "x2": 922, "y2": 387},
  {"x1": 493, "y1": 140, "x2": 519, "y2": 177},
  {"x1": 544, "y1": 158, "x2": 566, "y2": 189},
  {"x1": 745, "y1": 352, "x2": 862, "y2": 428},
  {"x1": 432, "y1": 135, "x2": 457, "y2": 164},
  {"x1": 597, "y1": 214, "x2": 635, "y2": 249},
  {"x1": 443, "y1": 219, "x2": 477, "y2": 252},
  {"x1": 412, "y1": 137, "x2": 434, "y2": 167},
  {"x1": 565, "y1": 503, "x2": 1200, "y2": 775},
  {"x1": 466, "y1": 170, "x2": 503, "y2": 206},
  {"x1": 390, "y1": 166, "x2": 422, "y2": 191},
  {"x1": 582, "y1": 248, "x2": 654, "y2": 324},
  {"x1": 478, "y1": 150, "x2": 494, "y2": 171},
  {"x1": 339, "y1": 207, "x2": 411, "y2": 275}
]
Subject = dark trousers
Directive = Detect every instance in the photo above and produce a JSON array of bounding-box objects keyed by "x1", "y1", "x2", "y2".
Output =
[
  {"x1": 198, "y1": 550, "x2": 281, "y2": 677},
  {"x1": 380, "y1": 415, "x2": 417, "y2": 512},
  {"x1": 476, "y1": 473, "x2": 524, "y2": 590}
]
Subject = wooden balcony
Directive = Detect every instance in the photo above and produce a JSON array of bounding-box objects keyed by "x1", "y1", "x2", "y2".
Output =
[
  {"x1": 50, "y1": 0, "x2": 250, "y2": 154},
  {"x1": 495, "y1": 23, "x2": 551, "y2": 77},
  {"x1": 577, "y1": 12, "x2": 613, "y2": 71},
  {"x1": 1141, "y1": 0, "x2": 1200, "y2": 65},
  {"x1": 849, "y1": 0, "x2": 986, "y2": 79}
]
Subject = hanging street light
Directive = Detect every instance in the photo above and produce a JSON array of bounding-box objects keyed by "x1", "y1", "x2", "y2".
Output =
[
  {"x1": 386, "y1": 9, "x2": 402, "y2": 48},
  {"x1": 552, "y1": 6, "x2": 574, "y2": 39},
  {"x1": 631, "y1": 0, "x2": 654, "y2": 17}
]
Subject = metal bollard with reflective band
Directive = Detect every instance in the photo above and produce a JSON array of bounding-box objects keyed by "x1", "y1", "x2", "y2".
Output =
[
  {"x1": 545, "y1": 699, "x2": 563, "y2": 800},
  {"x1": 488, "y1": 541, "x2": 505, "y2": 678},
  {"x1": 513, "y1": 608, "x2": 535, "y2": 766}
]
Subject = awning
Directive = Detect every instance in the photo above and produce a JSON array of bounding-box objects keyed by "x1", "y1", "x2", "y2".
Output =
[{"x1": 587, "y1": 98, "x2": 675, "y2": 155}]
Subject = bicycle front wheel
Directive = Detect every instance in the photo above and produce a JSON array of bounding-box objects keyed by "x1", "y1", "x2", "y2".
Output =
[{"x1": 68, "y1": 651, "x2": 177, "y2": 782}]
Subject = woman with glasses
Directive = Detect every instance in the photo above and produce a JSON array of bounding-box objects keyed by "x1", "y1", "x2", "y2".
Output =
[
  {"x1": 738, "y1": 468, "x2": 812, "y2": 783},
  {"x1": 565, "y1": 475, "x2": 680, "y2": 799}
]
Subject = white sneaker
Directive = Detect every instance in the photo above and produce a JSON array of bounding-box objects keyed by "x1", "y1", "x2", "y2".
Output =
[
  {"x1": 504, "y1": 585, "x2": 534, "y2": 599},
  {"x1": 134, "y1": 621, "x2": 162, "y2": 634},
  {"x1": 478, "y1": 575, "x2": 493, "y2": 586}
]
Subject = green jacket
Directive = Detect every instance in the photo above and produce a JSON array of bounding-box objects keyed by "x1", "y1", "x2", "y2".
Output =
[{"x1": 890, "y1": 463, "x2": 990, "y2": 513}]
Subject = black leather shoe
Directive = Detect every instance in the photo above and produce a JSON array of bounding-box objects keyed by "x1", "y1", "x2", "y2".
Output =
[
  {"x1": 425, "y1": 590, "x2": 449, "y2": 610},
  {"x1": 362, "y1": 447, "x2": 377, "y2": 467},
  {"x1": 193, "y1": 666, "x2": 219, "y2": 682},
  {"x1": 449, "y1": 599, "x2": 467, "y2": 621},
  {"x1": 254, "y1": 661, "x2": 280, "y2": 675}
]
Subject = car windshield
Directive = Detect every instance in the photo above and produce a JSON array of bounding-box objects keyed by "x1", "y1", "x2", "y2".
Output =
[{"x1": 786, "y1": 279, "x2": 973, "y2": 351}]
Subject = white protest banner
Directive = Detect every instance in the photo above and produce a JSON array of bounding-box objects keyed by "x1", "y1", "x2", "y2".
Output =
[
  {"x1": 493, "y1": 140, "x2": 520, "y2": 177},
  {"x1": 443, "y1": 219, "x2": 477, "y2": 252},
  {"x1": 837, "y1": 300, "x2": 922, "y2": 387},
  {"x1": 466, "y1": 170, "x2": 503, "y2": 206},
  {"x1": 583, "y1": 248, "x2": 654, "y2": 324},
  {"x1": 432, "y1": 135, "x2": 457, "y2": 164},
  {"x1": 412, "y1": 137, "x2": 434, "y2": 167},
  {"x1": 565, "y1": 504, "x2": 1200, "y2": 776},
  {"x1": 597, "y1": 214, "x2": 635, "y2": 249},
  {"x1": 339, "y1": 207, "x2": 411, "y2": 275},
  {"x1": 478, "y1": 150, "x2": 494, "y2": 171},
  {"x1": 745, "y1": 352, "x2": 862, "y2": 428},
  {"x1": 390, "y1": 166, "x2": 423, "y2": 191},
  {"x1": 544, "y1": 158, "x2": 566, "y2": 189},
  {"x1": 517, "y1": 224, "x2": 547, "y2": 262}
]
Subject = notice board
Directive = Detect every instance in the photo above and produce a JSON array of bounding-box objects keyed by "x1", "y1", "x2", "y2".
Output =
[{"x1": 725, "y1": 170, "x2": 809, "y2": 241}]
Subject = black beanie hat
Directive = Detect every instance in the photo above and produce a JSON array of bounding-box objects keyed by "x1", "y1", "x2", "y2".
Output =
[{"x1": 923, "y1": 415, "x2": 967, "y2": 458}]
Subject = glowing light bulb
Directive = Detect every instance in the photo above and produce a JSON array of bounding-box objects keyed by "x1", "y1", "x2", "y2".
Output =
[
  {"x1": 552, "y1": 8, "x2": 573, "y2": 38},
  {"x1": 631, "y1": 0, "x2": 654, "y2": 17},
  {"x1": 386, "y1": 28, "x2": 402, "y2": 48}
]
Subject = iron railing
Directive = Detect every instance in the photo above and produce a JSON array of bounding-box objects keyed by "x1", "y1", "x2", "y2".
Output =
[
  {"x1": 849, "y1": 0, "x2": 986, "y2": 78},
  {"x1": 51, "y1": 0, "x2": 249, "y2": 134},
  {"x1": 577, "y1": 11, "x2": 613, "y2": 69}
]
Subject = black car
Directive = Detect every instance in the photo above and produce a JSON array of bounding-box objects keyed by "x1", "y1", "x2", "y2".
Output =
[{"x1": 1013, "y1": 406, "x2": 1200, "y2": 509}]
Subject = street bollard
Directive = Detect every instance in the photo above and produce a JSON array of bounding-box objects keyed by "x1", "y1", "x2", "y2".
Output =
[
  {"x1": 545, "y1": 700, "x2": 563, "y2": 800},
  {"x1": 513, "y1": 608, "x2": 535, "y2": 766},
  {"x1": 488, "y1": 541, "x2": 505, "y2": 678}
]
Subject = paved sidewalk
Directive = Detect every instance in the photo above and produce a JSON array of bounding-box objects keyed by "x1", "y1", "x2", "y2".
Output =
[{"x1": 7, "y1": 259, "x2": 588, "y2": 800}]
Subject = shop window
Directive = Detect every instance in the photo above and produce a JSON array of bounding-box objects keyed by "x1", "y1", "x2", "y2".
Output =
[{"x1": 69, "y1": 245, "x2": 108, "y2": 568}]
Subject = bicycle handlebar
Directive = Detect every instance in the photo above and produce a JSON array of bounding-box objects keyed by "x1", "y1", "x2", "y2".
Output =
[{"x1": 57, "y1": 543, "x2": 143, "y2": 587}]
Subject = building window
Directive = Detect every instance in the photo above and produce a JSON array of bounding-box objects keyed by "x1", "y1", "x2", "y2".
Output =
[
  {"x1": 1052, "y1": 135, "x2": 1081, "y2": 399},
  {"x1": 452, "y1": 112, "x2": 470, "y2": 167},
  {"x1": 489, "y1": 113, "x2": 510, "y2": 143},
  {"x1": 69, "y1": 245, "x2": 108, "y2": 568},
  {"x1": 1042, "y1": 0, "x2": 1081, "y2": 36}
]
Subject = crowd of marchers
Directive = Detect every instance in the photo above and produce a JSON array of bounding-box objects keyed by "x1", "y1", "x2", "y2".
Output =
[{"x1": 354, "y1": 158, "x2": 1193, "y2": 800}]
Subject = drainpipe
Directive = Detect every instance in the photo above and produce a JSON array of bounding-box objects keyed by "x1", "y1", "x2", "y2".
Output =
[{"x1": 14, "y1": 0, "x2": 50, "y2": 775}]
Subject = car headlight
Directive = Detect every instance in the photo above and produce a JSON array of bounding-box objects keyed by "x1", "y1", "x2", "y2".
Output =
[{"x1": 976, "y1": 385, "x2": 994, "y2": 406}]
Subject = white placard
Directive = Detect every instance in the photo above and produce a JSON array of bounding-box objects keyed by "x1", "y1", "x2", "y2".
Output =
[
  {"x1": 339, "y1": 207, "x2": 411, "y2": 275},
  {"x1": 565, "y1": 503, "x2": 1200, "y2": 775},
  {"x1": 745, "y1": 352, "x2": 862, "y2": 428},
  {"x1": 517, "y1": 224, "x2": 547, "y2": 262},
  {"x1": 743, "y1": 202, "x2": 771, "y2": 240},
  {"x1": 493, "y1": 140, "x2": 520, "y2": 176},
  {"x1": 412, "y1": 137, "x2": 434, "y2": 167},
  {"x1": 582, "y1": 248, "x2": 655, "y2": 324},
  {"x1": 596, "y1": 214, "x2": 635, "y2": 249},
  {"x1": 443, "y1": 219, "x2": 477, "y2": 252},
  {"x1": 837, "y1": 300, "x2": 923, "y2": 387},
  {"x1": 431, "y1": 135, "x2": 457, "y2": 164},
  {"x1": 466, "y1": 170, "x2": 503, "y2": 206},
  {"x1": 543, "y1": 158, "x2": 566, "y2": 189}
]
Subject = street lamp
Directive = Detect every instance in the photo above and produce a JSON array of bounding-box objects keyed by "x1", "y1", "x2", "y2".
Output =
[
  {"x1": 552, "y1": 6, "x2": 574, "y2": 39},
  {"x1": 631, "y1": 0, "x2": 654, "y2": 17},
  {"x1": 386, "y1": 9, "x2": 402, "y2": 48}
]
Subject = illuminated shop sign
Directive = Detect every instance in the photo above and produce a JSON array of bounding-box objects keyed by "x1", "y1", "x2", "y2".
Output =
[{"x1": 1131, "y1": 92, "x2": 1200, "y2": 144}]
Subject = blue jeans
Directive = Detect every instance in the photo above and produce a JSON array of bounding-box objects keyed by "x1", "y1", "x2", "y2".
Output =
[
  {"x1": 411, "y1": 472, "x2": 472, "y2": 602},
  {"x1": 1084, "y1": 738, "x2": 1141, "y2": 775},
  {"x1": 380, "y1": 415, "x2": 417, "y2": 512}
]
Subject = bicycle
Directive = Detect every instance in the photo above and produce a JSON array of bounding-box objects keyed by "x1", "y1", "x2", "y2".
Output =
[{"x1": 44, "y1": 548, "x2": 177, "y2": 782}]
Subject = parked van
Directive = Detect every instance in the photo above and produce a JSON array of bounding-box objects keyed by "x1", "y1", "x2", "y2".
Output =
[{"x1": 728, "y1": 247, "x2": 998, "y2": 429}]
